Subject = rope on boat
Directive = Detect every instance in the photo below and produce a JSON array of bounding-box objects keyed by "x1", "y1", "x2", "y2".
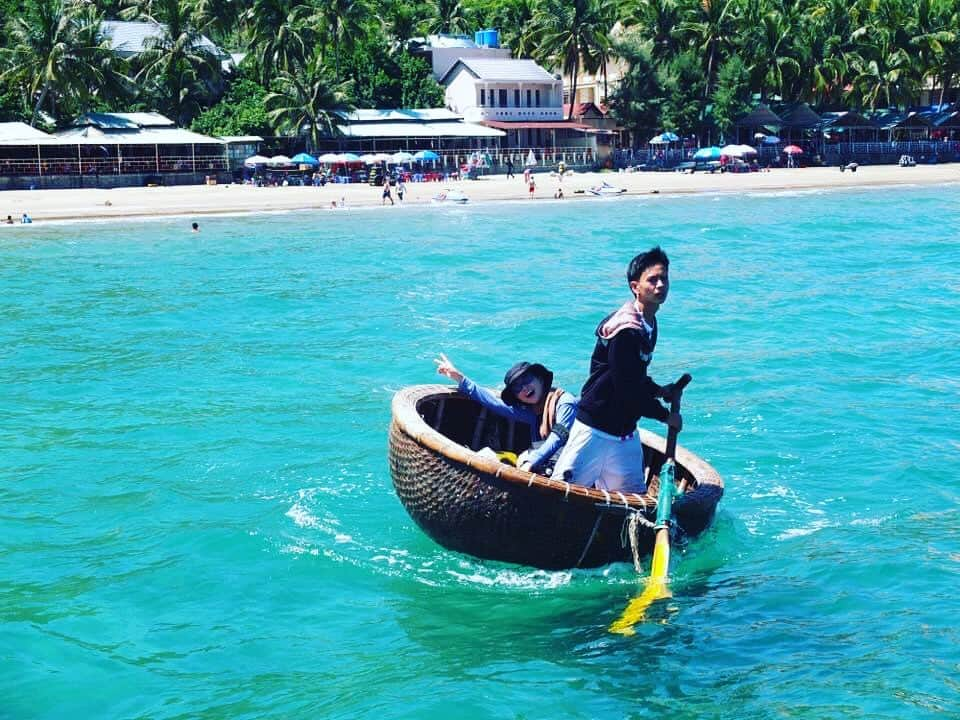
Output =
[
  {"x1": 575, "y1": 515, "x2": 603, "y2": 568},
  {"x1": 624, "y1": 512, "x2": 655, "y2": 574}
]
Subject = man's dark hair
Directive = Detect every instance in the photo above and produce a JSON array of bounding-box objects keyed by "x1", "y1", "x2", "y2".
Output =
[{"x1": 627, "y1": 246, "x2": 669, "y2": 283}]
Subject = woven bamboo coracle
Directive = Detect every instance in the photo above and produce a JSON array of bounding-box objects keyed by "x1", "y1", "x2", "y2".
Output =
[{"x1": 389, "y1": 385, "x2": 724, "y2": 570}]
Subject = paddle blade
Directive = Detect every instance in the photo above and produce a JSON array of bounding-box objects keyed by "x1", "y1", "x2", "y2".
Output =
[
  {"x1": 608, "y1": 577, "x2": 671, "y2": 636},
  {"x1": 608, "y1": 529, "x2": 673, "y2": 635}
]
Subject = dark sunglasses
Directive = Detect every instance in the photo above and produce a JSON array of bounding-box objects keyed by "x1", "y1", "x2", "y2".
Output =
[{"x1": 509, "y1": 372, "x2": 535, "y2": 393}]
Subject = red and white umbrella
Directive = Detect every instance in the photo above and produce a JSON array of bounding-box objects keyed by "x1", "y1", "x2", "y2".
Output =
[{"x1": 783, "y1": 145, "x2": 804, "y2": 155}]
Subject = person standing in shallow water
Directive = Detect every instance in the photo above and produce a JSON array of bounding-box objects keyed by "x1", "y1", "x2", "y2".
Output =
[{"x1": 550, "y1": 246, "x2": 682, "y2": 493}]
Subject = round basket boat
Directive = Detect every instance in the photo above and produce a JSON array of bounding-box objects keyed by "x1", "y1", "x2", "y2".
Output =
[{"x1": 389, "y1": 385, "x2": 724, "y2": 570}]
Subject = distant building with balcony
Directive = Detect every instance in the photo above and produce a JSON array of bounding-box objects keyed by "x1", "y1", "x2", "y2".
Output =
[{"x1": 440, "y1": 58, "x2": 594, "y2": 150}]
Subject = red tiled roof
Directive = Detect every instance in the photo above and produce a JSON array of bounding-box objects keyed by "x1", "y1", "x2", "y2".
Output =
[{"x1": 562, "y1": 102, "x2": 609, "y2": 118}]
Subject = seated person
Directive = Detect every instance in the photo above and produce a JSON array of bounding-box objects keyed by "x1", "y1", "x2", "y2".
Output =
[{"x1": 434, "y1": 353, "x2": 577, "y2": 474}]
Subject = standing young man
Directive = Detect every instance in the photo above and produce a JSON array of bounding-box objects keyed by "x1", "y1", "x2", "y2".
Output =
[{"x1": 551, "y1": 246, "x2": 682, "y2": 493}]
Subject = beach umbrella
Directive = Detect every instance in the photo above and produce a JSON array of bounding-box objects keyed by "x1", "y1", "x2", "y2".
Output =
[
  {"x1": 291, "y1": 152, "x2": 318, "y2": 165},
  {"x1": 318, "y1": 152, "x2": 339, "y2": 163},
  {"x1": 524, "y1": 149, "x2": 537, "y2": 166},
  {"x1": 783, "y1": 144, "x2": 803, "y2": 155},
  {"x1": 413, "y1": 150, "x2": 439, "y2": 160},
  {"x1": 243, "y1": 154, "x2": 269, "y2": 167},
  {"x1": 762, "y1": 135, "x2": 781, "y2": 144},
  {"x1": 736, "y1": 144, "x2": 758, "y2": 156},
  {"x1": 333, "y1": 152, "x2": 361, "y2": 163},
  {"x1": 719, "y1": 144, "x2": 744, "y2": 157},
  {"x1": 693, "y1": 146, "x2": 722, "y2": 160},
  {"x1": 650, "y1": 131, "x2": 679, "y2": 144},
  {"x1": 359, "y1": 153, "x2": 382, "y2": 164},
  {"x1": 267, "y1": 154, "x2": 293, "y2": 166},
  {"x1": 391, "y1": 151, "x2": 414, "y2": 164}
]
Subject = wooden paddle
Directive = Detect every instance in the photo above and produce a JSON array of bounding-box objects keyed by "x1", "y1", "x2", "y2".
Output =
[{"x1": 609, "y1": 373, "x2": 692, "y2": 635}]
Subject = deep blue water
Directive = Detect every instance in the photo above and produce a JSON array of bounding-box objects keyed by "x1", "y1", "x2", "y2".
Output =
[{"x1": 2, "y1": 187, "x2": 959, "y2": 719}]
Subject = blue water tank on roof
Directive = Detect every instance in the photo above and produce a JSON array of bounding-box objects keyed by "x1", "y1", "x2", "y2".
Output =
[{"x1": 475, "y1": 29, "x2": 499, "y2": 48}]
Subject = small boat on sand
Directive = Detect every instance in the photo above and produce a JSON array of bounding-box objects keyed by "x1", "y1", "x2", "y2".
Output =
[
  {"x1": 432, "y1": 189, "x2": 469, "y2": 204},
  {"x1": 589, "y1": 181, "x2": 626, "y2": 197},
  {"x1": 389, "y1": 385, "x2": 724, "y2": 570}
]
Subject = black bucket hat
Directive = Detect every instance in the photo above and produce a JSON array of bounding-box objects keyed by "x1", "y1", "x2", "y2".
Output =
[{"x1": 501, "y1": 361, "x2": 554, "y2": 405}]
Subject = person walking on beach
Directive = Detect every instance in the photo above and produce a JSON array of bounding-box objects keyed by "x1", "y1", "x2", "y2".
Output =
[
  {"x1": 4, "y1": 215, "x2": 13, "y2": 224},
  {"x1": 382, "y1": 180, "x2": 394, "y2": 206},
  {"x1": 397, "y1": 177, "x2": 406, "y2": 202},
  {"x1": 550, "y1": 246, "x2": 682, "y2": 493},
  {"x1": 505, "y1": 156, "x2": 515, "y2": 178},
  {"x1": 528, "y1": 175, "x2": 536, "y2": 198}
]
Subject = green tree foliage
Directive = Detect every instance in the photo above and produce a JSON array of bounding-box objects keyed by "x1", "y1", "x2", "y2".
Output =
[
  {"x1": 6, "y1": 0, "x2": 960, "y2": 143},
  {"x1": 711, "y1": 53, "x2": 752, "y2": 140},
  {"x1": 398, "y1": 52, "x2": 445, "y2": 107},
  {"x1": 0, "y1": 0, "x2": 130, "y2": 126},
  {"x1": 191, "y1": 69, "x2": 272, "y2": 135},
  {"x1": 266, "y1": 52, "x2": 353, "y2": 148},
  {"x1": 121, "y1": 0, "x2": 223, "y2": 125},
  {"x1": 607, "y1": 37, "x2": 663, "y2": 140}
]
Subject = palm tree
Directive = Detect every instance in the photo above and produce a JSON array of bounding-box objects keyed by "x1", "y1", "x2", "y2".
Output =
[
  {"x1": 742, "y1": 8, "x2": 801, "y2": 101},
  {"x1": 621, "y1": 0, "x2": 681, "y2": 67},
  {"x1": 0, "y1": 0, "x2": 127, "y2": 126},
  {"x1": 121, "y1": 0, "x2": 223, "y2": 126},
  {"x1": 266, "y1": 53, "x2": 353, "y2": 149},
  {"x1": 531, "y1": 0, "x2": 608, "y2": 118},
  {"x1": 677, "y1": 0, "x2": 738, "y2": 103},
  {"x1": 241, "y1": 0, "x2": 312, "y2": 87},
  {"x1": 430, "y1": 0, "x2": 470, "y2": 35},
  {"x1": 316, "y1": 0, "x2": 373, "y2": 83}
]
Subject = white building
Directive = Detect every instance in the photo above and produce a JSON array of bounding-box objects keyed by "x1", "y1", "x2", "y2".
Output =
[{"x1": 440, "y1": 58, "x2": 595, "y2": 150}]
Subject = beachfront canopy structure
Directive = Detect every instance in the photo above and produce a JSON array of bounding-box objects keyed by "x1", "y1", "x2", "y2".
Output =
[
  {"x1": 319, "y1": 108, "x2": 504, "y2": 153},
  {"x1": 0, "y1": 113, "x2": 227, "y2": 189},
  {"x1": 734, "y1": 105, "x2": 784, "y2": 142}
]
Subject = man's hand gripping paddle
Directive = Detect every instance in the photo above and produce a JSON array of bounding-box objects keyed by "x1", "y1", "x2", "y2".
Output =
[{"x1": 609, "y1": 373, "x2": 692, "y2": 635}]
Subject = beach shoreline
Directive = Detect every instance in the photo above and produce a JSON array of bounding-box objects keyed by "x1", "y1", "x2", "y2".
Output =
[{"x1": 2, "y1": 164, "x2": 957, "y2": 224}]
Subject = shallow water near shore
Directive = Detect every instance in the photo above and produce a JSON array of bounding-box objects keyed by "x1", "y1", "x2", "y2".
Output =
[{"x1": 2, "y1": 187, "x2": 959, "y2": 719}]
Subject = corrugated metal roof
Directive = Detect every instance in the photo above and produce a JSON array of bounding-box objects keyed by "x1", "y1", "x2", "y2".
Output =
[
  {"x1": 100, "y1": 20, "x2": 225, "y2": 58},
  {"x1": 219, "y1": 135, "x2": 264, "y2": 143},
  {"x1": 337, "y1": 109, "x2": 463, "y2": 122},
  {"x1": 441, "y1": 58, "x2": 557, "y2": 84},
  {"x1": 53, "y1": 126, "x2": 225, "y2": 145},
  {"x1": 69, "y1": 112, "x2": 177, "y2": 129},
  {"x1": 0, "y1": 122, "x2": 52, "y2": 142},
  {"x1": 339, "y1": 121, "x2": 504, "y2": 138}
]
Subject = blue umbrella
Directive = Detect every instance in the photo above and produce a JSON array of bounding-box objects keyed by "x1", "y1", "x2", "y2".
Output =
[
  {"x1": 660, "y1": 131, "x2": 680, "y2": 142},
  {"x1": 413, "y1": 150, "x2": 439, "y2": 160},
  {"x1": 761, "y1": 135, "x2": 782, "y2": 145},
  {"x1": 693, "y1": 146, "x2": 721, "y2": 160},
  {"x1": 291, "y1": 152, "x2": 319, "y2": 165}
]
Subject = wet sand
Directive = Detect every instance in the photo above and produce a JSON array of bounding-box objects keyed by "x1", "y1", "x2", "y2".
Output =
[{"x1": 2, "y1": 164, "x2": 957, "y2": 223}]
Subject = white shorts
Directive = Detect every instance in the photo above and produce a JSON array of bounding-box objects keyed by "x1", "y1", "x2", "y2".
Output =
[{"x1": 550, "y1": 420, "x2": 647, "y2": 493}]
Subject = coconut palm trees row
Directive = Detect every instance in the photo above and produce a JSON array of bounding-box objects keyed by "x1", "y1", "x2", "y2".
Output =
[
  {"x1": 3, "y1": 0, "x2": 960, "y2": 136},
  {"x1": 605, "y1": 0, "x2": 960, "y2": 126}
]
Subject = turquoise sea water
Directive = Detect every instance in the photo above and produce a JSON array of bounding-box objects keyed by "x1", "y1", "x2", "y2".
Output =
[{"x1": 2, "y1": 186, "x2": 959, "y2": 719}]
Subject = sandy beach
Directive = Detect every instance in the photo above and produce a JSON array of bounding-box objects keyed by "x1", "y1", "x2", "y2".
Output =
[{"x1": 2, "y1": 163, "x2": 958, "y2": 223}]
